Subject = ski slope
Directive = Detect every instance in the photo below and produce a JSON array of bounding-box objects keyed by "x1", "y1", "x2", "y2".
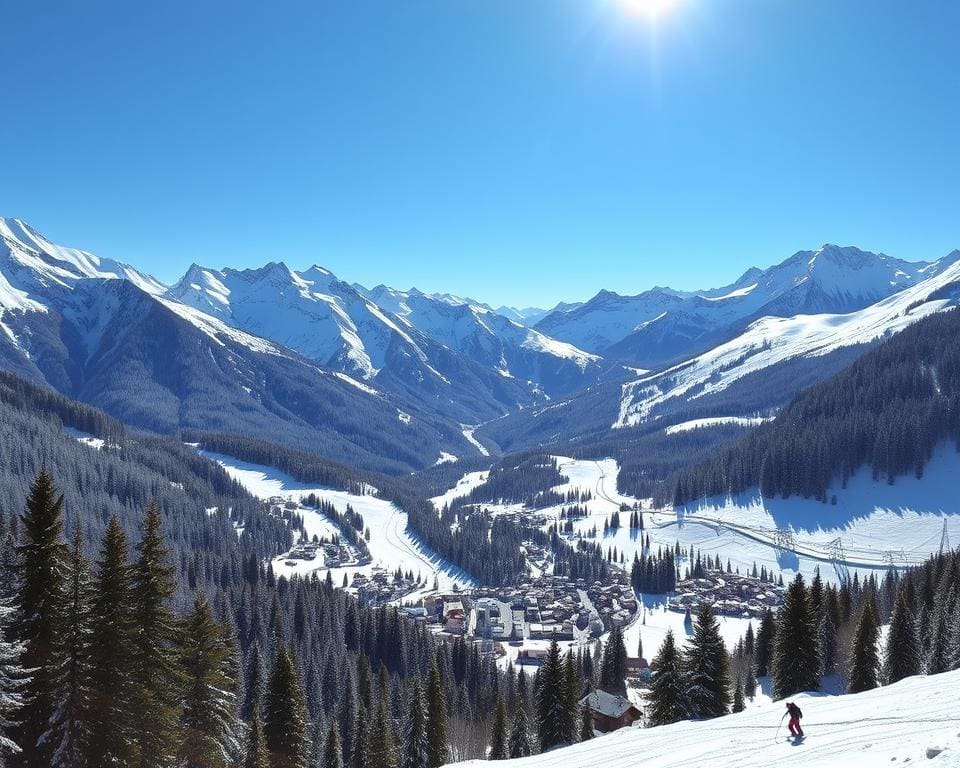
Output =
[
  {"x1": 451, "y1": 669, "x2": 960, "y2": 767},
  {"x1": 200, "y1": 451, "x2": 475, "y2": 597}
]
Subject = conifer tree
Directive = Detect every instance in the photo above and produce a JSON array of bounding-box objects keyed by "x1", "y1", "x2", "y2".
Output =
[
  {"x1": 772, "y1": 574, "x2": 820, "y2": 698},
  {"x1": 339, "y1": 675, "x2": 358, "y2": 768},
  {"x1": 683, "y1": 603, "x2": 730, "y2": 718},
  {"x1": 180, "y1": 592, "x2": 241, "y2": 768},
  {"x1": 561, "y1": 652, "x2": 581, "y2": 743},
  {"x1": 352, "y1": 703, "x2": 369, "y2": 768},
  {"x1": 754, "y1": 608, "x2": 775, "y2": 678},
  {"x1": 534, "y1": 639, "x2": 568, "y2": 751},
  {"x1": 0, "y1": 596, "x2": 25, "y2": 765},
  {"x1": 579, "y1": 704, "x2": 593, "y2": 742},
  {"x1": 400, "y1": 681, "x2": 428, "y2": 768},
  {"x1": 507, "y1": 677, "x2": 532, "y2": 759},
  {"x1": 368, "y1": 698, "x2": 396, "y2": 768},
  {"x1": 731, "y1": 678, "x2": 745, "y2": 713},
  {"x1": 87, "y1": 516, "x2": 138, "y2": 767},
  {"x1": 131, "y1": 504, "x2": 183, "y2": 768},
  {"x1": 884, "y1": 589, "x2": 920, "y2": 684},
  {"x1": 487, "y1": 694, "x2": 507, "y2": 759},
  {"x1": 848, "y1": 599, "x2": 880, "y2": 694},
  {"x1": 243, "y1": 712, "x2": 270, "y2": 768},
  {"x1": 263, "y1": 646, "x2": 309, "y2": 768},
  {"x1": 647, "y1": 630, "x2": 687, "y2": 726},
  {"x1": 47, "y1": 526, "x2": 92, "y2": 768},
  {"x1": 926, "y1": 585, "x2": 955, "y2": 675},
  {"x1": 425, "y1": 665, "x2": 446, "y2": 768},
  {"x1": 242, "y1": 643, "x2": 266, "y2": 722},
  {"x1": 13, "y1": 469, "x2": 68, "y2": 768},
  {"x1": 599, "y1": 626, "x2": 627, "y2": 694},
  {"x1": 323, "y1": 722, "x2": 343, "y2": 768}
]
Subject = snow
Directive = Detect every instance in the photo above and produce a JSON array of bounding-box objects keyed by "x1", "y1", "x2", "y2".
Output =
[
  {"x1": 699, "y1": 282, "x2": 758, "y2": 301},
  {"x1": 461, "y1": 426, "x2": 490, "y2": 456},
  {"x1": 334, "y1": 371, "x2": 380, "y2": 396},
  {"x1": 450, "y1": 669, "x2": 960, "y2": 767},
  {"x1": 664, "y1": 416, "x2": 774, "y2": 435},
  {"x1": 430, "y1": 470, "x2": 490, "y2": 511},
  {"x1": 434, "y1": 452, "x2": 459, "y2": 466},
  {"x1": 157, "y1": 298, "x2": 287, "y2": 356},
  {"x1": 616, "y1": 258, "x2": 960, "y2": 428},
  {"x1": 433, "y1": 450, "x2": 960, "y2": 591},
  {"x1": 64, "y1": 427, "x2": 108, "y2": 450},
  {"x1": 199, "y1": 451, "x2": 476, "y2": 596}
]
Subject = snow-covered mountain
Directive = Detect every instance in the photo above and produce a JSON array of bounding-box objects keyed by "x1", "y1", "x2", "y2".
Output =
[
  {"x1": 356, "y1": 284, "x2": 603, "y2": 397},
  {"x1": 0, "y1": 219, "x2": 491, "y2": 471},
  {"x1": 478, "y1": 248, "x2": 960, "y2": 452},
  {"x1": 536, "y1": 245, "x2": 949, "y2": 368},
  {"x1": 165, "y1": 262, "x2": 566, "y2": 421}
]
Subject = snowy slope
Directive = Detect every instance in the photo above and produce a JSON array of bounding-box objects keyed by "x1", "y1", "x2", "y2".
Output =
[
  {"x1": 615, "y1": 255, "x2": 960, "y2": 428},
  {"x1": 451, "y1": 669, "x2": 960, "y2": 767},
  {"x1": 536, "y1": 244, "x2": 953, "y2": 364},
  {"x1": 202, "y1": 451, "x2": 476, "y2": 595}
]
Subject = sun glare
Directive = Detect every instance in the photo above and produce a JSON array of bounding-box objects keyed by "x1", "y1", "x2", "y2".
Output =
[{"x1": 619, "y1": 0, "x2": 679, "y2": 20}]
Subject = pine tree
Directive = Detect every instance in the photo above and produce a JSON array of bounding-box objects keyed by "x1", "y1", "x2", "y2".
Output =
[
  {"x1": 13, "y1": 469, "x2": 68, "y2": 768},
  {"x1": 599, "y1": 626, "x2": 627, "y2": 694},
  {"x1": 368, "y1": 698, "x2": 396, "y2": 768},
  {"x1": 425, "y1": 665, "x2": 446, "y2": 768},
  {"x1": 561, "y1": 652, "x2": 580, "y2": 743},
  {"x1": 508, "y1": 674, "x2": 532, "y2": 759},
  {"x1": 180, "y1": 592, "x2": 241, "y2": 768},
  {"x1": 87, "y1": 516, "x2": 138, "y2": 767},
  {"x1": 46, "y1": 526, "x2": 92, "y2": 768},
  {"x1": 884, "y1": 589, "x2": 920, "y2": 684},
  {"x1": 683, "y1": 603, "x2": 730, "y2": 718},
  {"x1": 487, "y1": 694, "x2": 507, "y2": 759},
  {"x1": 579, "y1": 704, "x2": 593, "y2": 742},
  {"x1": 0, "y1": 596, "x2": 25, "y2": 765},
  {"x1": 242, "y1": 643, "x2": 266, "y2": 722},
  {"x1": 243, "y1": 712, "x2": 270, "y2": 768},
  {"x1": 323, "y1": 722, "x2": 343, "y2": 768},
  {"x1": 754, "y1": 608, "x2": 775, "y2": 678},
  {"x1": 647, "y1": 630, "x2": 687, "y2": 726},
  {"x1": 731, "y1": 678, "x2": 745, "y2": 713},
  {"x1": 926, "y1": 585, "x2": 955, "y2": 675},
  {"x1": 847, "y1": 599, "x2": 880, "y2": 693},
  {"x1": 263, "y1": 646, "x2": 309, "y2": 768},
  {"x1": 535, "y1": 639, "x2": 568, "y2": 751},
  {"x1": 131, "y1": 504, "x2": 183, "y2": 768},
  {"x1": 772, "y1": 574, "x2": 820, "y2": 698},
  {"x1": 352, "y1": 703, "x2": 369, "y2": 768},
  {"x1": 400, "y1": 681, "x2": 428, "y2": 768}
]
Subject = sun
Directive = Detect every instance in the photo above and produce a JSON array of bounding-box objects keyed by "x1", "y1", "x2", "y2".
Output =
[{"x1": 619, "y1": 0, "x2": 680, "y2": 19}]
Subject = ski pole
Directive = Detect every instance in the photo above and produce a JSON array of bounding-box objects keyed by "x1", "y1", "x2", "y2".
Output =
[{"x1": 773, "y1": 712, "x2": 787, "y2": 744}]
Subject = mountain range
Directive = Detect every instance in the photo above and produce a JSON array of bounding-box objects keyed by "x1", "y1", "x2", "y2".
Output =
[{"x1": 2, "y1": 215, "x2": 959, "y2": 471}]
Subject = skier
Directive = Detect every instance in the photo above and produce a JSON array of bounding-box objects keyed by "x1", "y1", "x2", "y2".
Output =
[{"x1": 785, "y1": 701, "x2": 804, "y2": 738}]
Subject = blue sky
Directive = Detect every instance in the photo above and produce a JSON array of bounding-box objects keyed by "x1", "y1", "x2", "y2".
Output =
[{"x1": 1, "y1": 0, "x2": 957, "y2": 308}]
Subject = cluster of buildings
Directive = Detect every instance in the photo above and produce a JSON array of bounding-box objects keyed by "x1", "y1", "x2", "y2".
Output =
[
  {"x1": 408, "y1": 572, "x2": 639, "y2": 647},
  {"x1": 670, "y1": 571, "x2": 785, "y2": 618},
  {"x1": 350, "y1": 568, "x2": 424, "y2": 605}
]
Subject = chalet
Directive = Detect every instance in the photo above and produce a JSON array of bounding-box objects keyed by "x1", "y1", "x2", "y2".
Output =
[{"x1": 579, "y1": 690, "x2": 643, "y2": 733}]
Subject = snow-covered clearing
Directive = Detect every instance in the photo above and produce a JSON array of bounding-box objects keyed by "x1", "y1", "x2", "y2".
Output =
[
  {"x1": 664, "y1": 416, "x2": 773, "y2": 435},
  {"x1": 461, "y1": 426, "x2": 490, "y2": 456},
  {"x1": 451, "y1": 669, "x2": 960, "y2": 767},
  {"x1": 200, "y1": 451, "x2": 476, "y2": 598},
  {"x1": 64, "y1": 426, "x2": 117, "y2": 451}
]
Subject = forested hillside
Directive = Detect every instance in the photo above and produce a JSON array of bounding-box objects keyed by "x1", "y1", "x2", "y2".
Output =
[{"x1": 670, "y1": 309, "x2": 960, "y2": 505}]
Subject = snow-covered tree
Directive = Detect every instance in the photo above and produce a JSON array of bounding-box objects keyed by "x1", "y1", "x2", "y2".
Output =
[
  {"x1": 772, "y1": 574, "x2": 820, "y2": 698},
  {"x1": 684, "y1": 603, "x2": 730, "y2": 718},
  {"x1": 884, "y1": 588, "x2": 920, "y2": 684},
  {"x1": 0, "y1": 598, "x2": 26, "y2": 766},
  {"x1": 647, "y1": 630, "x2": 687, "y2": 726},
  {"x1": 487, "y1": 694, "x2": 507, "y2": 759},
  {"x1": 263, "y1": 646, "x2": 309, "y2": 768},
  {"x1": 179, "y1": 592, "x2": 241, "y2": 768},
  {"x1": 400, "y1": 681, "x2": 428, "y2": 768},
  {"x1": 848, "y1": 599, "x2": 880, "y2": 693}
]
